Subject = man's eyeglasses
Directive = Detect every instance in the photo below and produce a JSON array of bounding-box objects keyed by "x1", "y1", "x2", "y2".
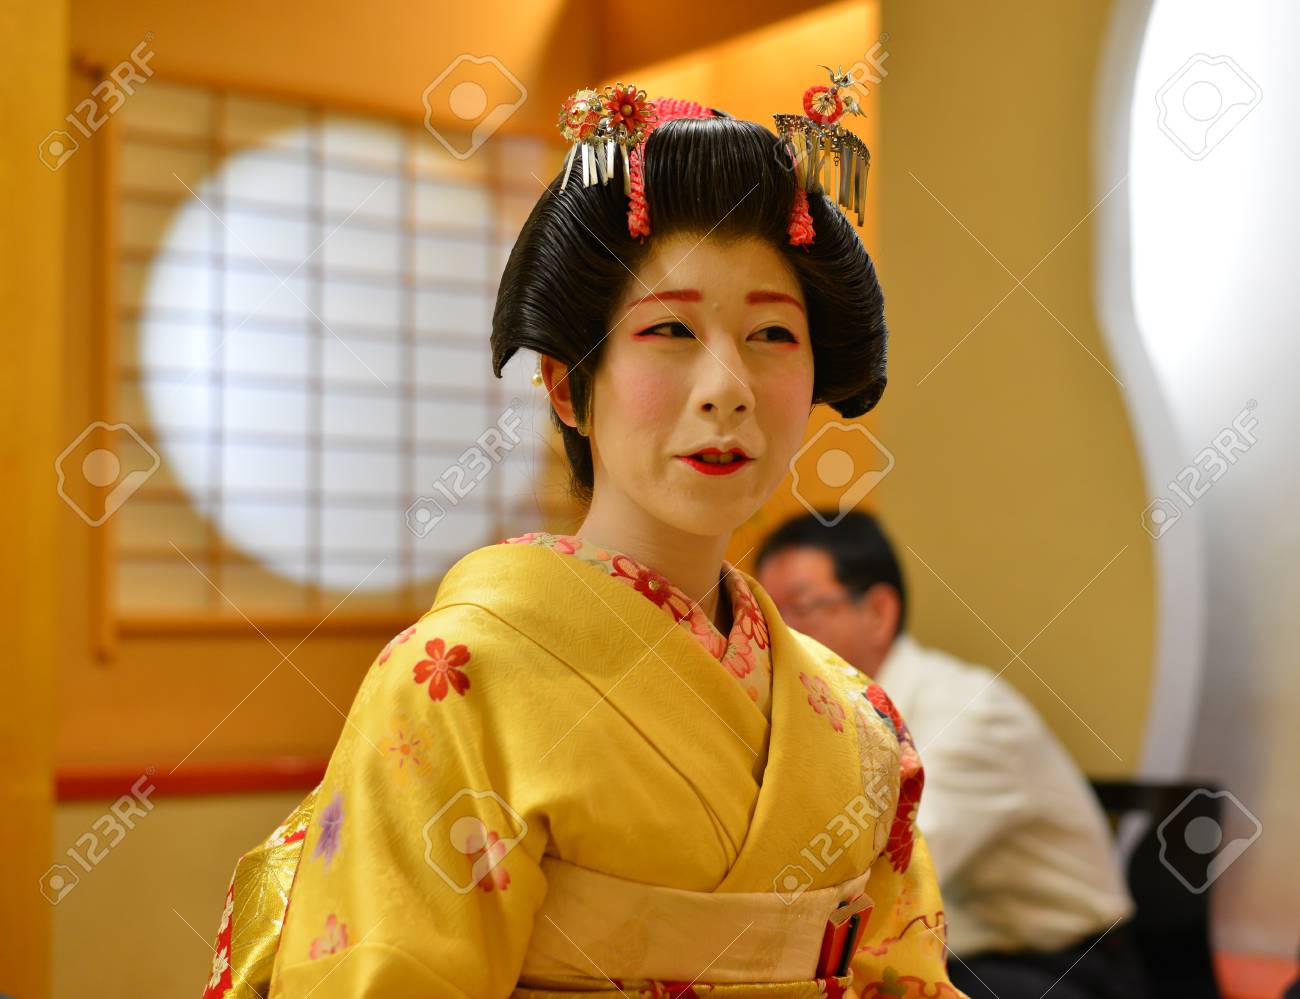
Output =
[{"x1": 781, "y1": 590, "x2": 859, "y2": 621}]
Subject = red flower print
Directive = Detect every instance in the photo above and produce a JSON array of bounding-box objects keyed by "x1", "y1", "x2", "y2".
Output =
[
  {"x1": 865, "y1": 682, "x2": 908, "y2": 742},
  {"x1": 413, "y1": 638, "x2": 471, "y2": 701},
  {"x1": 803, "y1": 84, "x2": 845, "y2": 125},
  {"x1": 687, "y1": 610, "x2": 729, "y2": 660},
  {"x1": 611, "y1": 554, "x2": 692, "y2": 622},
  {"x1": 720, "y1": 634, "x2": 756, "y2": 680},
  {"x1": 464, "y1": 827, "x2": 512, "y2": 892},
  {"x1": 731, "y1": 586, "x2": 770, "y2": 651},
  {"x1": 308, "y1": 913, "x2": 349, "y2": 960},
  {"x1": 799, "y1": 671, "x2": 846, "y2": 732},
  {"x1": 863, "y1": 682, "x2": 925, "y2": 872},
  {"x1": 378, "y1": 625, "x2": 416, "y2": 665},
  {"x1": 503, "y1": 531, "x2": 580, "y2": 554},
  {"x1": 886, "y1": 745, "x2": 925, "y2": 874}
]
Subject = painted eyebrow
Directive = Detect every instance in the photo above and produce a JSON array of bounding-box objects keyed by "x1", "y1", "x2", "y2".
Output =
[
  {"x1": 624, "y1": 288, "x2": 805, "y2": 314},
  {"x1": 625, "y1": 289, "x2": 703, "y2": 308},
  {"x1": 746, "y1": 290, "x2": 805, "y2": 313}
]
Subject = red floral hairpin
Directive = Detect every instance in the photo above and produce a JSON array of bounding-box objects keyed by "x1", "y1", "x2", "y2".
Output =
[
  {"x1": 557, "y1": 83, "x2": 657, "y2": 195},
  {"x1": 554, "y1": 65, "x2": 872, "y2": 249},
  {"x1": 775, "y1": 64, "x2": 872, "y2": 238}
]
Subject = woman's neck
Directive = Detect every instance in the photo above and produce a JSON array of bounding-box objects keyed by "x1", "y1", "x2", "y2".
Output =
[{"x1": 575, "y1": 510, "x2": 732, "y2": 630}]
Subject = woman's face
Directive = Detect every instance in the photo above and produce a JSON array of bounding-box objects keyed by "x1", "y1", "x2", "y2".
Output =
[{"x1": 582, "y1": 233, "x2": 815, "y2": 540}]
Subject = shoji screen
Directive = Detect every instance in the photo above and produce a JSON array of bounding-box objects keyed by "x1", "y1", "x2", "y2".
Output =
[{"x1": 109, "y1": 80, "x2": 561, "y2": 626}]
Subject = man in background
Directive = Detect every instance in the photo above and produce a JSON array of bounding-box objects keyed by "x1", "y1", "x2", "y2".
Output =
[{"x1": 756, "y1": 511, "x2": 1147, "y2": 999}]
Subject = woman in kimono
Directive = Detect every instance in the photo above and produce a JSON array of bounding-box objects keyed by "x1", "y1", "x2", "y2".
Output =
[{"x1": 201, "y1": 71, "x2": 968, "y2": 999}]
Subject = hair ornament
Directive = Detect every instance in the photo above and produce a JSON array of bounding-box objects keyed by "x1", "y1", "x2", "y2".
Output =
[
  {"x1": 775, "y1": 64, "x2": 872, "y2": 231},
  {"x1": 553, "y1": 64, "x2": 872, "y2": 247},
  {"x1": 557, "y1": 84, "x2": 657, "y2": 197}
]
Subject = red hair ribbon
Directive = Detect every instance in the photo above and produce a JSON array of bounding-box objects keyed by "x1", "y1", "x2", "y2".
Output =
[{"x1": 625, "y1": 97, "x2": 815, "y2": 247}]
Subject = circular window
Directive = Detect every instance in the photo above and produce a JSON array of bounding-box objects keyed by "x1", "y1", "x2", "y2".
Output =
[{"x1": 134, "y1": 112, "x2": 542, "y2": 595}]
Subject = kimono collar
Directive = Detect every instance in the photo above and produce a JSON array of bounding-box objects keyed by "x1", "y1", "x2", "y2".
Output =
[
  {"x1": 498, "y1": 532, "x2": 773, "y2": 713},
  {"x1": 432, "y1": 542, "x2": 875, "y2": 887}
]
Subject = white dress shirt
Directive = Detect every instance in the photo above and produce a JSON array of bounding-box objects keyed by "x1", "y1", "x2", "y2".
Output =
[{"x1": 875, "y1": 633, "x2": 1135, "y2": 956}]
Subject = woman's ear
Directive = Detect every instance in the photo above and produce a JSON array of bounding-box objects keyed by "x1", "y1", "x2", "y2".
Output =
[{"x1": 539, "y1": 354, "x2": 579, "y2": 430}]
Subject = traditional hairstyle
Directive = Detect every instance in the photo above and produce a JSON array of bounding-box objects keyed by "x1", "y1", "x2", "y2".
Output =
[{"x1": 490, "y1": 105, "x2": 887, "y2": 505}]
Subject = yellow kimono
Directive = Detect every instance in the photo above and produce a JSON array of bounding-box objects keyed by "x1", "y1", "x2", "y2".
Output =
[{"x1": 201, "y1": 534, "x2": 966, "y2": 998}]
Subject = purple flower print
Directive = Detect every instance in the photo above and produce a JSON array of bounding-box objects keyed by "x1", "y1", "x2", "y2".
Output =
[{"x1": 313, "y1": 791, "x2": 344, "y2": 868}]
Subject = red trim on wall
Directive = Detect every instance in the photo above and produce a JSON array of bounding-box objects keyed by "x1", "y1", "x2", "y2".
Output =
[{"x1": 56, "y1": 758, "x2": 327, "y2": 801}]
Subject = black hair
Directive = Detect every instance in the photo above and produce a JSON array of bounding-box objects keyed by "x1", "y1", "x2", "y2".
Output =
[
  {"x1": 491, "y1": 109, "x2": 888, "y2": 505},
  {"x1": 755, "y1": 510, "x2": 907, "y2": 636}
]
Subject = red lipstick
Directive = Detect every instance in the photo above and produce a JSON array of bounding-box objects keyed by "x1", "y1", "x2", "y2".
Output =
[{"x1": 676, "y1": 447, "x2": 753, "y2": 476}]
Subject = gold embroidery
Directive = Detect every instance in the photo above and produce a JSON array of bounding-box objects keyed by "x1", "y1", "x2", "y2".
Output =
[{"x1": 225, "y1": 787, "x2": 318, "y2": 999}]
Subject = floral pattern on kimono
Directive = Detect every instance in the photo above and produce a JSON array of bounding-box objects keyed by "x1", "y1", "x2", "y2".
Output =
[
  {"x1": 201, "y1": 537, "x2": 964, "y2": 999},
  {"x1": 799, "y1": 670, "x2": 847, "y2": 732},
  {"x1": 851, "y1": 900, "x2": 963, "y2": 999},
  {"x1": 863, "y1": 682, "x2": 924, "y2": 875},
  {"x1": 200, "y1": 809, "x2": 310, "y2": 999},
  {"x1": 501, "y1": 531, "x2": 773, "y2": 715},
  {"x1": 312, "y1": 791, "x2": 344, "y2": 869},
  {"x1": 413, "y1": 636, "x2": 472, "y2": 701},
  {"x1": 309, "y1": 913, "x2": 350, "y2": 960},
  {"x1": 203, "y1": 885, "x2": 234, "y2": 994},
  {"x1": 377, "y1": 625, "x2": 416, "y2": 665},
  {"x1": 378, "y1": 713, "x2": 431, "y2": 786}
]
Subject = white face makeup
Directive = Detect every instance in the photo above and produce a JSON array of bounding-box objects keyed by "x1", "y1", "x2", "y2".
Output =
[{"x1": 583, "y1": 234, "x2": 815, "y2": 541}]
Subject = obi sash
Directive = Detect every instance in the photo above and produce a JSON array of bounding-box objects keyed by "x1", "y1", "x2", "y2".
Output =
[{"x1": 517, "y1": 854, "x2": 874, "y2": 988}]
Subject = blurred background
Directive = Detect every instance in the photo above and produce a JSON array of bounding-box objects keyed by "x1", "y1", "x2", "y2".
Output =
[{"x1": 2, "y1": 0, "x2": 1296, "y2": 996}]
